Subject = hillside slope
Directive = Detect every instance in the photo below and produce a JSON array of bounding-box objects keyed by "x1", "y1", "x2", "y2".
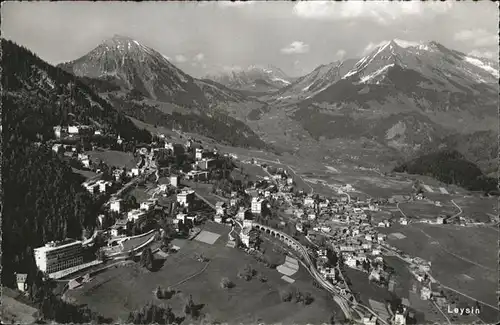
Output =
[
  {"x1": 394, "y1": 150, "x2": 497, "y2": 193},
  {"x1": 2, "y1": 39, "x2": 151, "y2": 142}
]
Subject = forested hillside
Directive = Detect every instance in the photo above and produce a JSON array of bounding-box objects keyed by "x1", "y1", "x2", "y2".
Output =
[
  {"x1": 1, "y1": 39, "x2": 151, "y2": 142},
  {"x1": 2, "y1": 138, "x2": 100, "y2": 286},
  {"x1": 394, "y1": 150, "x2": 497, "y2": 193},
  {"x1": 107, "y1": 94, "x2": 270, "y2": 150},
  {"x1": 1, "y1": 39, "x2": 149, "y2": 286}
]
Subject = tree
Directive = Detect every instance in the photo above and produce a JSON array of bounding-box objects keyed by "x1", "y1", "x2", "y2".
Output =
[
  {"x1": 155, "y1": 286, "x2": 163, "y2": 299},
  {"x1": 220, "y1": 277, "x2": 234, "y2": 289},
  {"x1": 329, "y1": 312, "x2": 336, "y2": 325},
  {"x1": 140, "y1": 248, "x2": 154, "y2": 270},
  {"x1": 184, "y1": 294, "x2": 195, "y2": 315}
]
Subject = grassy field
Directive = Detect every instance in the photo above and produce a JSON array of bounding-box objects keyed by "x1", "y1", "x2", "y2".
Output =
[
  {"x1": 397, "y1": 200, "x2": 458, "y2": 219},
  {"x1": 452, "y1": 195, "x2": 497, "y2": 223},
  {"x1": 129, "y1": 186, "x2": 152, "y2": 203},
  {"x1": 87, "y1": 150, "x2": 138, "y2": 169},
  {"x1": 72, "y1": 168, "x2": 98, "y2": 180},
  {"x1": 379, "y1": 223, "x2": 497, "y2": 306},
  {"x1": 1, "y1": 288, "x2": 39, "y2": 324},
  {"x1": 67, "y1": 222, "x2": 339, "y2": 324}
]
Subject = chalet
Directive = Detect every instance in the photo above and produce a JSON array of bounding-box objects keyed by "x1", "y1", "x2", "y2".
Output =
[
  {"x1": 127, "y1": 209, "x2": 146, "y2": 222},
  {"x1": 68, "y1": 125, "x2": 80, "y2": 134},
  {"x1": 251, "y1": 197, "x2": 264, "y2": 214},
  {"x1": 215, "y1": 201, "x2": 226, "y2": 216},
  {"x1": 237, "y1": 207, "x2": 251, "y2": 221},
  {"x1": 110, "y1": 199, "x2": 123, "y2": 213},
  {"x1": 400, "y1": 218, "x2": 408, "y2": 225},
  {"x1": 304, "y1": 196, "x2": 315, "y2": 207},
  {"x1": 111, "y1": 219, "x2": 128, "y2": 237},
  {"x1": 169, "y1": 175, "x2": 180, "y2": 187},
  {"x1": 140, "y1": 199, "x2": 157, "y2": 211},
  {"x1": 196, "y1": 158, "x2": 216, "y2": 171},
  {"x1": 195, "y1": 148, "x2": 204, "y2": 160},
  {"x1": 177, "y1": 189, "x2": 195, "y2": 207},
  {"x1": 16, "y1": 273, "x2": 28, "y2": 292},
  {"x1": 53, "y1": 126, "x2": 63, "y2": 138}
]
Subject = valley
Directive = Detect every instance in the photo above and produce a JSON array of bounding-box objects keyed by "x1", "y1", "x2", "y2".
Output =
[{"x1": 2, "y1": 2, "x2": 498, "y2": 325}]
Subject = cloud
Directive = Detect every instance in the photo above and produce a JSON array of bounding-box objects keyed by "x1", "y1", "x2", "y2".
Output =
[
  {"x1": 334, "y1": 49, "x2": 346, "y2": 60},
  {"x1": 454, "y1": 29, "x2": 498, "y2": 47},
  {"x1": 281, "y1": 41, "x2": 310, "y2": 54},
  {"x1": 193, "y1": 53, "x2": 205, "y2": 62},
  {"x1": 468, "y1": 50, "x2": 496, "y2": 60},
  {"x1": 360, "y1": 40, "x2": 389, "y2": 56},
  {"x1": 292, "y1": 1, "x2": 452, "y2": 24},
  {"x1": 174, "y1": 54, "x2": 187, "y2": 63}
]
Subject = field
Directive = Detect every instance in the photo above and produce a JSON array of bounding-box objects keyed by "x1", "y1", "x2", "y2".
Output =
[
  {"x1": 87, "y1": 150, "x2": 138, "y2": 169},
  {"x1": 397, "y1": 200, "x2": 458, "y2": 219},
  {"x1": 234, "y1": 161, "x2": 269, "y2": 181},
  {"x1": 72, "y1": 168, "x2": 98, "y2": 180},
  {"x1": 451, "y1": 195, "x2": 497, "y2": 223},
  {"x1": 1, "y1": 288, "x2": 39, "y2": 324},
  {"x1": 379, "y1": 223, "x2": 497, "y2": 307},
  {"x1": 67, "y1": 222, "x2": 340, "y2": 324}
]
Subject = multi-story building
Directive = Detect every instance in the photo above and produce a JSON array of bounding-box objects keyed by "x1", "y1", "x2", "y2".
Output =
[
  {"x1": 197, "y1": 158, "x2": 216, "y2": 170},
  {"x1": 195, "y1": 148, "x2": 204, "y2": 160},
  {"x1": 127, "y1": 209, "x2": 146, "y2": 222},
  {"x1": 177, "y1": 189, "x2": 195, "y2": 207},
  {"x1": 240, "y1": 227, "x2": 257, "y2": 248},
  {"x1": 251, "y1": 197, "x2": 264, "y2": 214},
  {"x1": 34, "y1": 240, "x2": 83, "y2": 274},
  {"x1": 170, "y1": 175, "x2": 180, "y2": 187},
  {"x1": 237, "y1": 207, "x2": 250, "y2": 221},
  {"x1": 110, "y1": 199, "x2": 122, "y2": 213}
]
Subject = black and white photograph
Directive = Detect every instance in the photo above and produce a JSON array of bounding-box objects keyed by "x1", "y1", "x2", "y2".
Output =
[{"x1": 1, "y1": 1, "x2": 499, "y2": 324}]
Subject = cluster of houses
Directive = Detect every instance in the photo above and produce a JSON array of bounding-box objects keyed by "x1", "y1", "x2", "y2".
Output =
[
  {"x1": 83, "y1": 179, "x2": 113, "y2": 195},
  {"x1": 53, "y1": 125, "x2": 99, "y2": 139}
]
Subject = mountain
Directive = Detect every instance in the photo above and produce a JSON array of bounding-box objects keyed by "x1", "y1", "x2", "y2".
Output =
[
  {"x1": 1, "y1": 39, "x2": 151, "y2": 142},
  {"x1": 59, "y1": 35, "x2": 245, "y2": 108},
  {"x1": 272, "y1": 58, "x2": 359, "y2": 102},
  {"x1": 274, "y1": 39, "x2": 498, "y2": 159},
  {"x1": 60, "y1": 35, "x2": 270, "y2": 149},
  {"x1": 205, "y1": 65, "x2": 293, "y2": 93},
  {"x1": 394, "y1": 150, "x2": 497, "y2": 193}
]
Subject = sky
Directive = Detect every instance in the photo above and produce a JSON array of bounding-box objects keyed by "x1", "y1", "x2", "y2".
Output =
[{"x1": 2, "y1": 1, "x2": 498, "y2": 77}]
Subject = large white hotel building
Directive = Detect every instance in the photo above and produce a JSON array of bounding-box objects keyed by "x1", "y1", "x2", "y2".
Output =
[{"x1": 34, "y1": 240, "x2": 84, "y2": 273}]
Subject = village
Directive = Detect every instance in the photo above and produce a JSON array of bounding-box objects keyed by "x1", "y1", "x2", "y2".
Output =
[{"x1": 15, "y1": 123, "x2": 493, "y2": 325}]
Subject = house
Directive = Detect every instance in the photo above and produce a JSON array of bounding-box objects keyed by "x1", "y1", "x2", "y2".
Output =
[
  {"x1": 230, "y1": 198, "x2": 238, "y2": 207},
  {"x1": 112, "y1": 219, "x2": 128, "y2": 234},
  {"x1": 127, "y1": 209, "x2": 146, "y2": 222},
  {"x1": 394, "y1": 312, "x2": 406, "y2": 325},
  {"x1": 53, "y1": 126, "x2": 62, "y2": 138},
  {"x1": 195, "y1": 148, "x2": 203, "y2": 160},
  {"x1": 296, "y1": 223, "x2": 304, "y2": 233},
  {"x1": 131, "y1": 168, "x2": 140, "y2": 176},
  {"x1": 362, "y1": 315, "x2": 377, "y2": 325},
  {"x1": 16, "y1": 273, "x2": 28, "y2": 292},
  {"x1": 97, "y1": 180, "x2": 112, "y2": 193},
  {"x1": 215, "y1": 201, "x2": 226, "y2": 216},
  {"x1": 140, "y1": 199, "x2": 156, "y2": 211},
  {"x1": 251, "y1": 197, "x2": 264, "y2": 214},
  {"x1": 197, "y1": 158, "x2": 216, "y2": 170},
  {"x1": 169, "y1": 175, "x2": 180, "y2": 187},
  {"x1": 320, "y1": 226, "x2": 331, "y2": 233},
  {"x1": 52, "y1": 144, "x2": 62, "y2": 153},
  {"x1": 110, "y1": 199, "x2": 123, "y2": 213},
  {"x1": 365, "y1": 234, "x2": 373, "y2": 242},
  {"x1": 400, "y1": 218, "x2": 408, "y2": 225},
  {"x1": 240, "y1": 227, "x2": 258, "y2": 248},
  {"x1": 377, "y1": 234, "x2": 387, "y2": 242},
  {"x1": 176, "y1": 213, "x2": 187, "y2": 222},
  {"x1": 308, "y1": 213, "x2": 316, "y2": 221},
  {"x1": 68, "y1": 125, "x2": 79, "y2": 134},
  {"x1": 237, "y1": 207, "x2": 250, "y2": 221},
  {"x1": 304, "y1": 197, "x2": 315, "y2": 207},
  {"x1": 243, "y1": 218, "x2": 253, "y2": 228},
  {"x1": 372, "y1": 248, "x2": 381, "y2": 256},
  {"x1": 420, "y1": 286, "x2": 432, "y2": 300},
  {"x1": 286, "y1": 178, "x2": 293, "y2": 185},
  {"x1": 369, "y1": 269, "x2": 381, "y2": 281},
  {"x1": 177, "y1": 189, "x2": 195, "y2": 207},
  {"x1": 436, "y1": 216, "x2": 445, "y2": 224},
  {"x1": 377, "y1": 221, "x2": 387, "y2": 228},
  {"x1": 214, "y1": 215, "x2": 223, "y2": 224}
]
